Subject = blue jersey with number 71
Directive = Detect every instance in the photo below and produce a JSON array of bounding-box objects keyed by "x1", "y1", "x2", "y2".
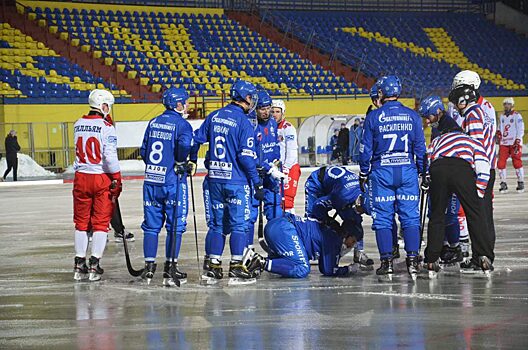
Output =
[
  {"x1": 140, "y1": 109, "x2": 193, "y2": 186},
  {"x1": 359, "y1": 100, "x2": 426, "y2": 174},
  {"x1": 190, "y1": 103, "x2": 261, "y2": 186}
]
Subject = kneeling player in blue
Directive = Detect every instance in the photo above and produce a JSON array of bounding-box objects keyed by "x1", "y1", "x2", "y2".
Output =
[
  {"x1": 248, "y1": 213, "x2": 358, "y2": 278},
  {"x1": 304, "y1": 165, "x2": 374, "y2": 268},
  {"x1": 359, "y1": 75, "x2": 427, "y2": 281},
  {"x1": 139, "y1": 87, "x2": 193, "y2": 286},
  {"x1": 190, "y1": 80, "x2": 264, "y2": 285},
  {"x1": 247, "y1": 90, "x2": 285, "y2": 248}
]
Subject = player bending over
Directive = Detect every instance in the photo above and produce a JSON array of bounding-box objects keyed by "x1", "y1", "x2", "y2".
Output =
[
  {"x1": 73, "y1": 89, "x2": 121, "y2": 282},
  {"x1": 248, "y1": 213, "x2": 358, "y2": 278},
  {"x1": 304, "y1": 165, "x2": 374, "y2": 268},
  {"x1": 139, "y1": 87, "x2": 193, "y2": 286}
]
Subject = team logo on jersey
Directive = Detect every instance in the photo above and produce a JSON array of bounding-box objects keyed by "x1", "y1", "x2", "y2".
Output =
[
  {"x1": 285, "y1": 135, "x2": 295, "y2": 141},
  {"x1": 107, "y1": 135, "x2": 117, "y2": 144},
  {"x1": 264, "y1": 127, "x2": 269, "y2": 136},
  {"x1": 146, "y1": 164, "x2": 167, "y2": 175}
]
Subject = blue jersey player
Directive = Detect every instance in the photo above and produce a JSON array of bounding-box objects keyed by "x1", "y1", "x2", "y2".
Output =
[
  {"x1": 247, "y1": 213, "x2": 358, "y2": 278},
  {"x1": 190, "y1": 80, "x2": 264, "y2": 285},
  {"x1": 359, "y1": 75, "x2": 427, "y2": 280},
  {"x1": 247, "y1": 90, "x2": 285, "y2": 248},
  {"x1": 304, "y1": 165, "x2": 374, "y2": 268},
  {"x1": 139, "y1": 87, "x2": 193, "y2": 286}
]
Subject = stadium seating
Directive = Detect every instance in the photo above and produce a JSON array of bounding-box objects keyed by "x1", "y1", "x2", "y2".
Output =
[
  {"x1": 0, "y1": 22, "x2": 125, "y2": 102},
  {"x1": 19, "y1": 5, "x2": 364, "y2": 99},
  {"x1": 270, "y1": 11, "x2": 528, "y2": 97}
]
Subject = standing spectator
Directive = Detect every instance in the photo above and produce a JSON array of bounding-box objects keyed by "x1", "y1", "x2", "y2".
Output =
[
  {"x1": 2, "y1": 130, "x2": 21, "y2": 181},
  {"x1": 350, "y1": 118, "x2": 363, "y2": 164},
  {"x1": 337, "y1": 123, "x2": 349, "y2": 165},
  {"x1": 329, "y1": 129, "x2": 340, "y2": 162}
]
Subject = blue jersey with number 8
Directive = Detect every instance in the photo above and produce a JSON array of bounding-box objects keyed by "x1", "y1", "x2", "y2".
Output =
[
  {"x1": 140, "y1": 109, "x2": 193, "y2": 186},
  {"x1": 191, "y1": 103, "x2": 261, "y2": 186}
]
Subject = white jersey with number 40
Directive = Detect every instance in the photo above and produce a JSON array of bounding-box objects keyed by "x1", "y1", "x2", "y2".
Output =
[
  {"x1": 73, "y1": 114, "x2": 120, "y2": 174},
  {"x1": 278, "y1": 120, "x2": 298, "y2": 169}
]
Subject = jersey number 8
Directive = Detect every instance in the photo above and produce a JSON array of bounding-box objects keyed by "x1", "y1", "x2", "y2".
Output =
[{"x1": 149, "y1": 141, "x2": 164, "y2": 165}]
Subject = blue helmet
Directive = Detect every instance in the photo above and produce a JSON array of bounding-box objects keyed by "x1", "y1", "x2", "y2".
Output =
[
  {"x1": 162, "y1": 87, "x2": 189, "y2": 110},
  {"x1": 256, "y1": 90, "x2": 272, "y2": 108},
  {"x1": 231, "y1": 80, "x2": 257, "y2": 102},
  {"x1": 418, "y1": 95, "x2": 445, "y2": 118},
  {"x1": 369, "y1": 85, "x2": 378, "y2": 99},
  {"x1": 376, "y1": 75, "x2": 401, "y2": 98}
]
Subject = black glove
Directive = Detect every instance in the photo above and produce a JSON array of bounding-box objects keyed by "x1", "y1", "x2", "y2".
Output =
[
  {"x1": 174, "y1": 162, "x2": 187, "y2": 175},
  {"x1": 257, "y1": 167, "x2": 267, "y2": 178},
  {"x1": 359, "y1": 172, "x2": 368, "y2": 193},
  {"x1": 326, "y1": 219, "x2": 342, "y2": 234},
  {"x1": 254, "y1": 184, "x2": 265, "y2": 201},
  {"x1": 421, "y1": 173, "x2": 431, "y2": 192}
]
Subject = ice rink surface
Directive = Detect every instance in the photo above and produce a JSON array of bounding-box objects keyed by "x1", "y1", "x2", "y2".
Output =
[{"x1": 1, "y1": 173, "x2": 528, "y2": 349}]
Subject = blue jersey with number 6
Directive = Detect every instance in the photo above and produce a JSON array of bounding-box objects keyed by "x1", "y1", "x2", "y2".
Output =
[
  {"x1": 140, "y1": 109, "x2": 193, "y2": 186},
  {"x1": 359, "y1": 101, "x2": 426, "y2": 174},
  {"x1": 191, "y1": 103, "x2": 260, "y2": 186}
]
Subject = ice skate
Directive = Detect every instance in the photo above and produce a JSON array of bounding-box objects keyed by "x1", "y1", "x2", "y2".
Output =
[
  {"x1": 460, "y1": 239, "x2": 470, "y2": 263},
  {"x1": 114, "y1": 230, "x2": 135, "y2": 242},
  {"x1": 73, "y1": 257, "x2": 88, "y2": 281},
  {"x1": 460, "y1": 257, "x2": 494, "y2": 276},
  {"x1": 440, "y1": 245, "x2": 463, "y2": 266},
  {"x1": 516, "y1": 181, "x2": 524, "y2": 194},
  {"x1": 354, "y1": 249, "x2": 374, "y2": 269},
  {"x1": 88, "y1": 256, "x2": 104, "y2": 281},
  {"x1": 141, "y1": 262, "x2": 157, "y2": 285},
  {"x1": 499, "y1": 182, "x2": 508, "y2": 194},
  {"x1": 201, "y1": 259, "x2": 223, "y2": 285},
  {"x1": 426, "y1": 261, "x2": 441, "y2": 279},
  {"x1": 246, "y1": 252, "x2": 266, "y2": 278},
  {"x1": 228, "y1": 261, "x2": 256, "y2": 285},
  {"x1": 406, "y1": 256, "x2": 419, "y2": 281},
  {"x1": 376, "y1": 259, "x2": 393, "y2": 281},
  {"x1": 392, "y1": 244, "x2": 400, "y2": 260},
  {"x1": 479, "y1": 256, "x2": 494, "y2": 278},
  {"x1": 163, "y1": 261, "x2": 186, "y2": 287}
]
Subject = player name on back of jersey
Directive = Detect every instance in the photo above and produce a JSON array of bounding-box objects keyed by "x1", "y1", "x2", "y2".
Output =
[
  {"x1": 74, "y1": 125, "x2": 102, "y2": 133},
  {"x1": 209, "y1": 160, "x2": 233, "y2": 180}
]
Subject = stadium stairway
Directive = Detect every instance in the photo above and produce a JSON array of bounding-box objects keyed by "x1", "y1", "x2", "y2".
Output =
[
  {"x1": 227, "y1": 10, "x2": 374, "y2": 91},
  {"x1": 0, "y1": 2, "x2": 156, "y2": 101}
]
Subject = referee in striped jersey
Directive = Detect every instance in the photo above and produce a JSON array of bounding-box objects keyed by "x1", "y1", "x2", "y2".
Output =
[{"x1": 418, "y1": 96, "x2": 494, "y2": 276}]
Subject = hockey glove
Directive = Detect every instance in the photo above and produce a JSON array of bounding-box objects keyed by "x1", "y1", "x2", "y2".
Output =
[
  {"x1": 109, "y1": 172, "x2": 122, "y2": 199},
  {"x1": 257, "y1": 166, "x2": 267, "y2": 178},
  {"x1": 187, "y1": 161, "x2": 197, "y2": 176},
  {"x1": 514, "y1": 139, "x2": 521, "y2": 155},
  {"x1": 269, "y1": 167, "x2": 287, "y2": 180},
  {"x1": 359, "y1": 172, "x2": 368, "y2": 193},
  {"x1": 254, "y1": 184, "x2": 265, "y2": 202},
  {"x1": 174, "y1": 162, "x2": 187, "y2": 175},
  {"x1": 496, "y1": 130, "x2": 502, "y2": 143},
  {"x1": 420, "y1": 173, "x2": 431, "y2": 193}
]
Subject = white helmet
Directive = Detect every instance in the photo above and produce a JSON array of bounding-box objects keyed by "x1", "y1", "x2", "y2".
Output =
[
  {"x1": 452, "y1": 70, "x2": 481, "y2": 90},
  {"x1": 271, "y1": 99, "x2": 286, "y2": 115},
  {"x1": 89, "y1": 89, "x2": 115, "y2": 117},
  {"x1": 503, "y1": 97, "x2": 514, "y2": 106}
]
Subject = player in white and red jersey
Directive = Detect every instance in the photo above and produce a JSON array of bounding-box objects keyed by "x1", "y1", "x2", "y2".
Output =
[
  {"x1": 497, "y1": 97, "x2": 525, "y2": 193},
  {"x1": 272, "y1": 99, "x2": 300, "y2": 213},
  {"x1": 73, "y1": 89, "x2": 121, "y2": 282}
]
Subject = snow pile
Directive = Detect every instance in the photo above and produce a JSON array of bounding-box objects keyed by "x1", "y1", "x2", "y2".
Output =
[{"x1": 0, "y1": 154, "x2": 56, "y2": 178}]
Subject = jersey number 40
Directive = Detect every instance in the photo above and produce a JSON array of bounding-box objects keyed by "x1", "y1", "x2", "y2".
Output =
[{"x1": 76, "y1": 136, "x2": 101, "y2": 164}]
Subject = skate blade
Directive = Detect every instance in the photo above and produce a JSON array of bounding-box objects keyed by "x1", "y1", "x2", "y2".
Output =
[
  {"x1": 89, "y1": 273, "x2": 102, "y2": 281},
  {"x1": 499, "y1": 190, "x2": 508, "y2": 194},
  {"x1": 428, "y1": 270, "x2": 438, "y2": 279},
  {"x1": 517, "y1": 190, "x2": 524, "y2": 194},
  {"x1": 73, "y1": 272, "x2": 87, "y2": 281},
  {"x1": 228, "y1": 277, "x2": 256, "y2": 286},
  {"x1": 409, "y1": 273, "x2": 417, "y2": 281},
  {"x1": 200, "y1": 275, "x2": 220, "y2": 285},
  {"x1": 163, "y1": 278, "x2": 187, "y2": 287},
  {"x1": 377, "y1": 274, "x2": 393, "y2": 282}
]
